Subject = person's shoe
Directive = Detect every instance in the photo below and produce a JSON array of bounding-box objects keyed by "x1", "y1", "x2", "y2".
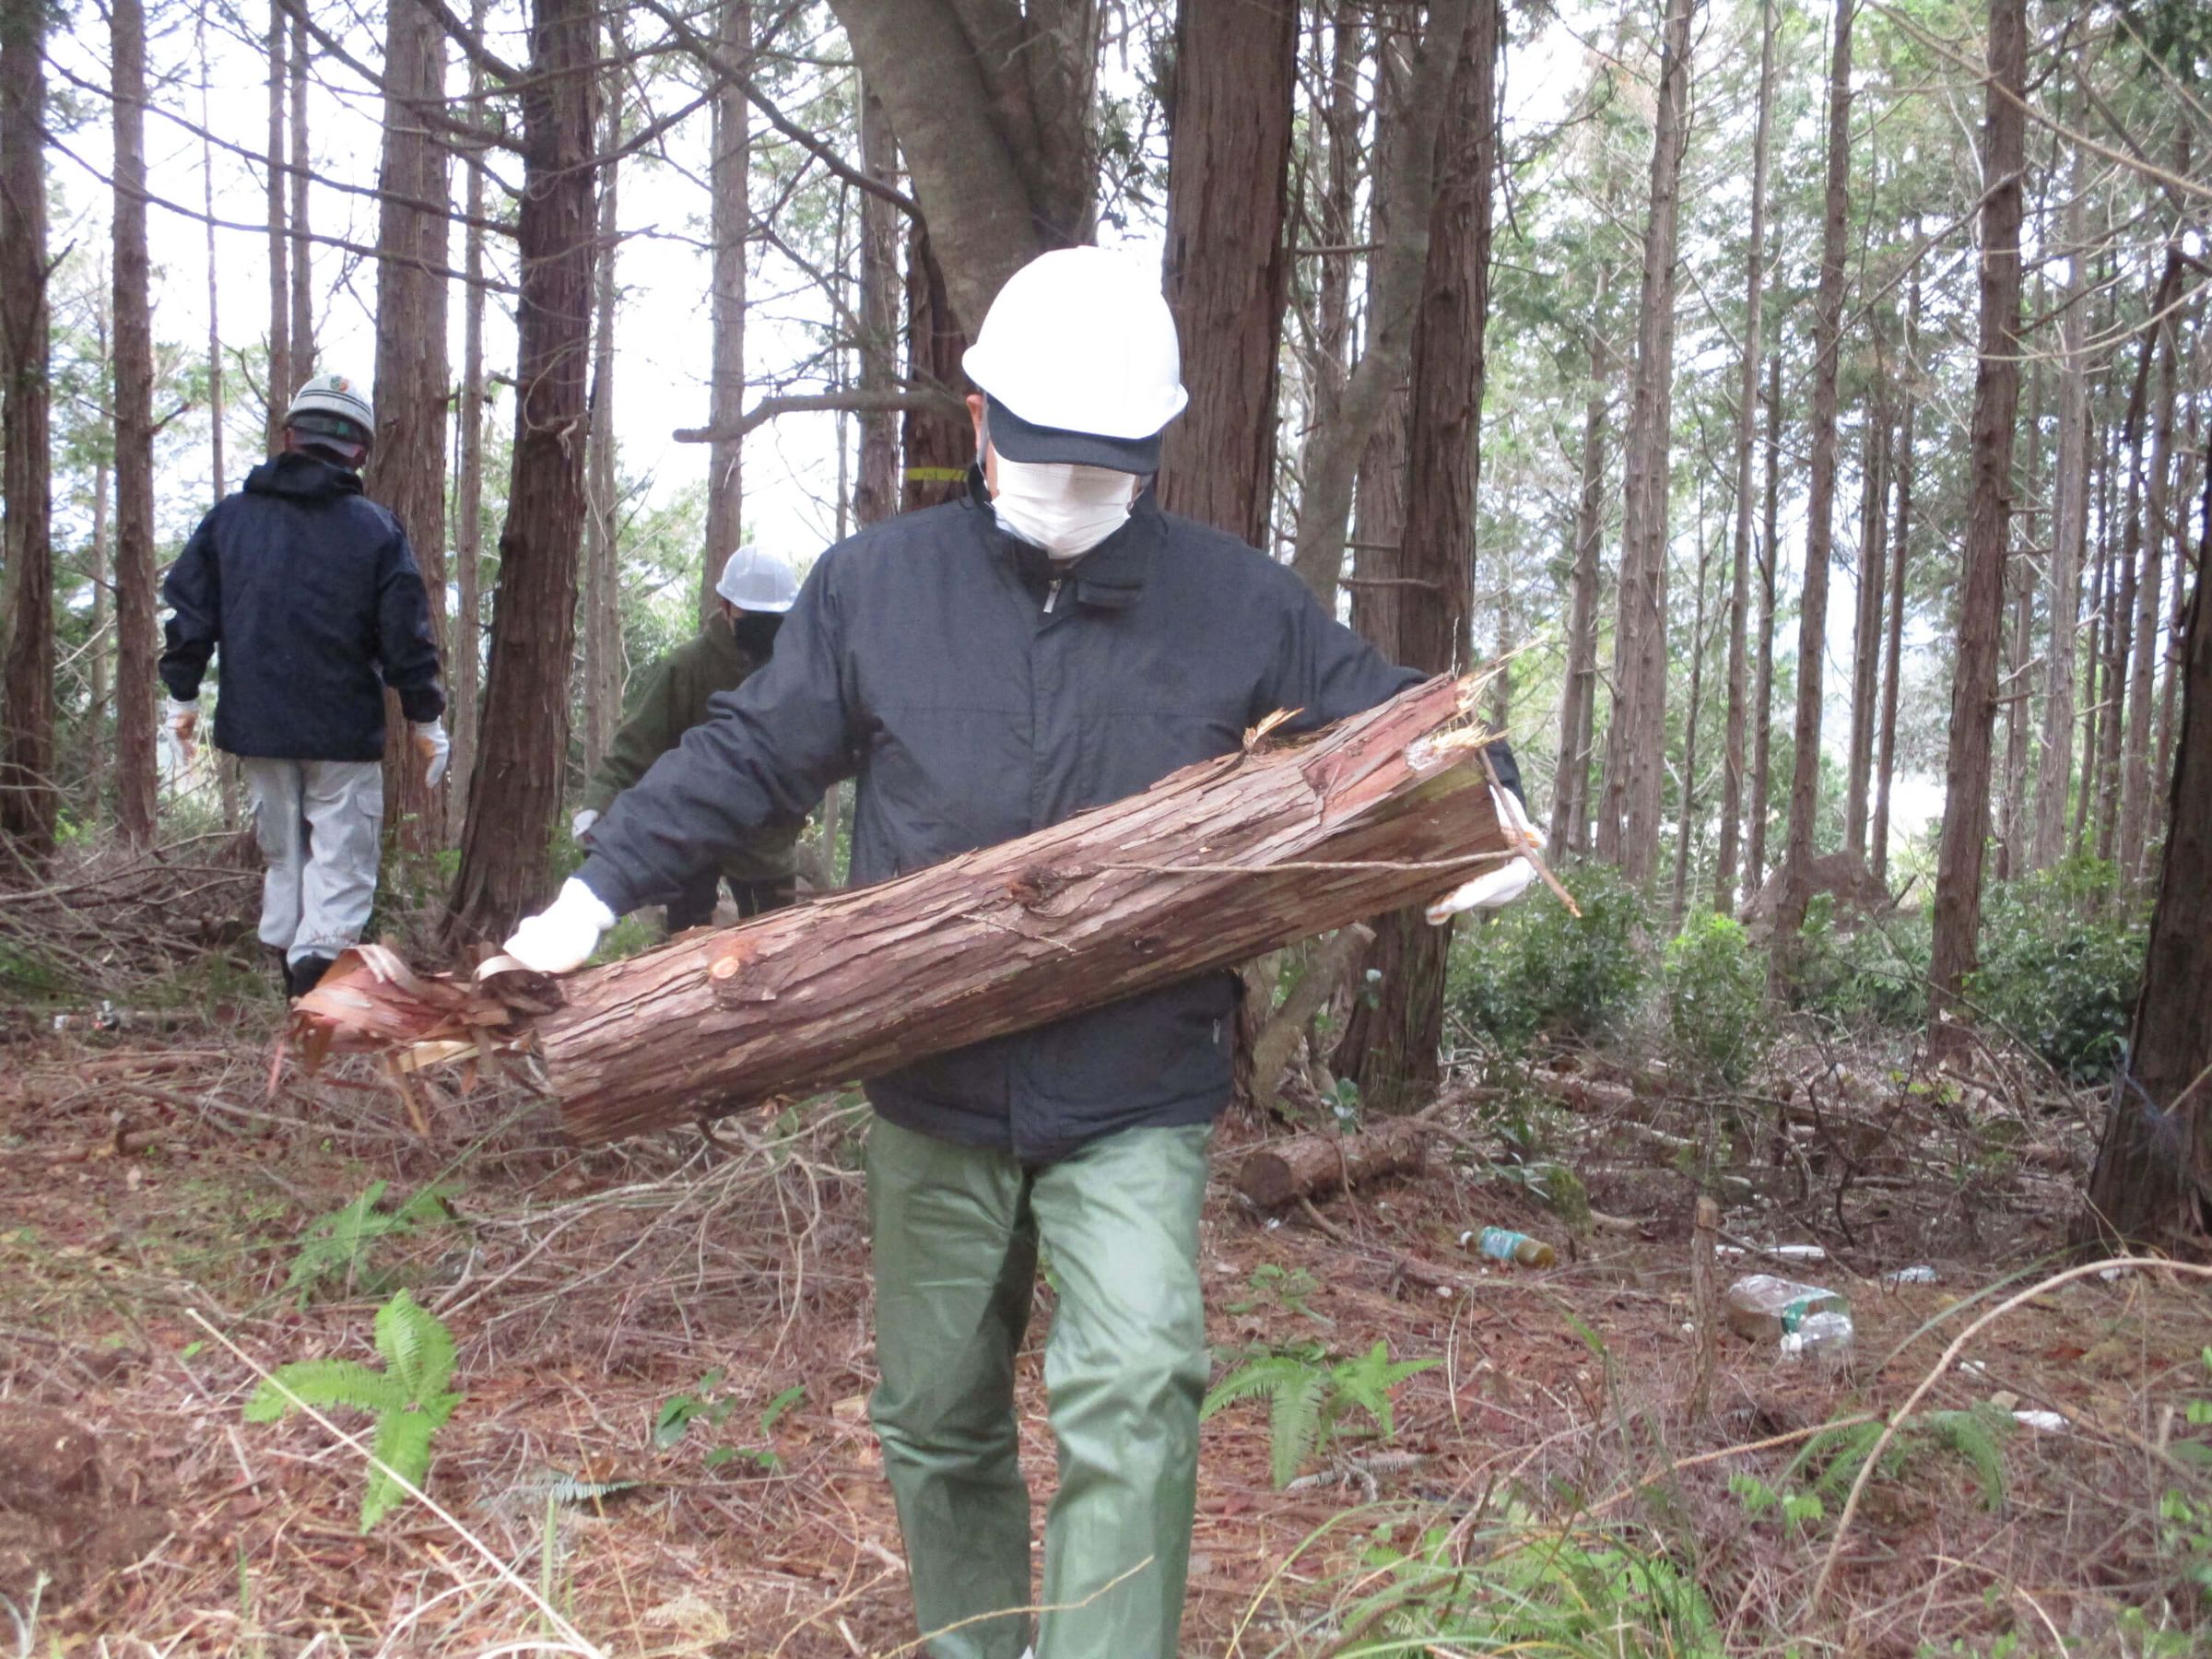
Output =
[{"x1": 286, "y1": 954, "x2": 336, "y2": 999}]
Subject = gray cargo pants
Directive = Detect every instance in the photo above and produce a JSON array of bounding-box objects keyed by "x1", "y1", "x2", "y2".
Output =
[{"x1": 241, "y1": 758, "x2": 383, "y2": 966}]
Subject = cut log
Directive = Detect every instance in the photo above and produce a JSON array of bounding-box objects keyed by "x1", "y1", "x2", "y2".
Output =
[
  {"x1": 295, "y1": 673, "x2": 1523, "y2": 1144},
  {"x1": 1232, "y1": 1115, "x2": 1430, "y2": 1208}
]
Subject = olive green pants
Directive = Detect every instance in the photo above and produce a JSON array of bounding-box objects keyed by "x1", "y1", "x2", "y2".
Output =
[{"x1": 867, "y1": 1116, "x2": 1213, "y2": 1659}]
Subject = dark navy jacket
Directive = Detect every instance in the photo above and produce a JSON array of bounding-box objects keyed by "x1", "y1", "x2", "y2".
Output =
[
  {"x1": 159, "y1": 453, "x2": 445, "y2": 761},
  {"x1": 578, "y1": 477, "x2": 1486, "y2": 1162}
]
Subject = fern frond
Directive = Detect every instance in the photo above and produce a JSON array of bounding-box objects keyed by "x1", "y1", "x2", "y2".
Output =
[
  {"x1": 1268, "y1": 1369, "x2": 1332, "y2": 1488},
  {"x1": 375, "y1": 1289, "x2": 456, "y2": 1402},
  {"x1": 362, "y1": 1408, "x2": 437, "y2": 1532},
  {"x1": 244, "y1": 1359, "x2": 409, "y2": 1422},
  {"x1": 1201, "y1": 1354, "x2": 1314, "y2": 1420},
  {"x1": 1927, "y1": 1406, "x2": 2013, "y2": 1510}
]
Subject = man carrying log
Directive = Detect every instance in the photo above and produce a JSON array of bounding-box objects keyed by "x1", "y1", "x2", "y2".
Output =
[
  {"x1": 502, "y1": 247, "x2": 1537, "y2": 1659},
  {"x1": 572, "y1": 546, "x2": 806, "y2": 932}
]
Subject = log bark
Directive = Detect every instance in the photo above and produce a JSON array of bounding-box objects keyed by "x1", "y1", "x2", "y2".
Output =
[
  {"x1": 1234, "y1": 1115, "x2": 1428, "y2": 1209},
  {"x1": 317, "y1": 677, "x2": 1515, "y2": 1142}
]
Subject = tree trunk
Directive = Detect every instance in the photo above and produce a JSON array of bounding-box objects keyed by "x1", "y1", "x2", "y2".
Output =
[
  {"x1": 1772, "y1": 0, "x2": 1855, "y2": 981},
  {"x1": 316, "y1": 675, "x2": 1516, "y2": 1144},
  {"x1": 365, "y1": 0, "x2": 452, "y2": 853},
  {"x1": 1747, "y1": 347, "x2": 1781, "y2": 900},
  {"x1": 1844, "y1": 402, "x2": 1888, "y2": 862},
  {"x1": 0, "y1": 0, "x2": 53, "y2": 871},
  {"x1": 899, "y1": 227, "x2": 971, "y2": 512},
  {"x1": 2122, "y1": 276, "x2": 2178, "y2": 878},
  {"x1": 1593, "y1": 0, "x2": 1693, "y2": 886},
  {"x1": 701, "y1": 0, "x2": 750, "y2": 614},
  {"x1": 1552, "y1": 307, "x2": 1608, "y2": 858},
  {"x1": 288, "y1": 5, "x2": 313, "y2": 375},
  {"x1": 450, "y1": 0, "x2": 490, "y2": 834},
  {"x1": 1347, "y1": 29, "x2": 1409, "y2": 658},
  {"x1": 199, "y1": 57, "x2": 227, "y2": 503},
  {"x1": 1333, "y1": 0, "x2": 1497, "y2": 1117},
  {"x1": 112, "y1": 0, "x2": 159, "y2": 851},
  {"x1": 265, "y1": 0, "x2": 290, "y2": 448},
  {"x1": 2079, "y1": 435, "x2": 2212, "y2": 1247},
  {"x1": 853, "y1": 85, "x2": 899, "y2": 529},
  {"x1": 1871, "y1": 264, "x2": 1918, "y2": 887},
  {"x1": 1929, "y1": 0, "x2": 2026, "y2": 1023},
  {"x1": 85, "y1": 452, "x2": 111, "y2": 820},
  {"x1": 2032, "y1": 183, "x2": 2091, "y2": 871},
  {"x1": 1286, "y1": 0, "x2": 1474, "y2": 604},
  {"x1": 2000, "y1": 355, "x2": 2044, "y2": 876},
  {"x1": 1157, "y1": 0, "x2": 1295, "y2": 547},
  {"x1": 1714, "y1": 0, "x2": 1777, "y2": 912},
  {"x1": 1672, "y1": 500, "x2": 1712, "y2": 926},
  {"x1": 445, "y1": 0, "x2": 598, "y2": 946},
  {"x1": 582, "y1": 23, "x2": 622, "y2": 771},
  {"x1": 1292, "y1": 2, "x2": 1362, "y2": 544},
  {"x1": 2099, "y1": 397, "x2": 2138, "y2": 865}
]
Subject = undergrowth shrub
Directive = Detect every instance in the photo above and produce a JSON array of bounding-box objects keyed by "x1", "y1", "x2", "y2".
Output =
[
  {"x1": 1664, "y1": 912, "x2": 1767, "y2": 1088},
  {"x1": 1970, "y1": 857, "x2": 2146, "y2": 1081},
  {"x1": 1446, "y1": 862, "x2": 1651, "y2": 1053},
  {"x1": 1796, "y1": 896, "x2": 1933, "y2": 1028}
]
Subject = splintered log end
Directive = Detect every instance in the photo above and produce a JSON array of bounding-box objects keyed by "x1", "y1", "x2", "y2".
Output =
[
  {"x1": 1233, "y1": 1116, "x2": 1428, "y2": 1209},
  {"x1": 709, "y1": 937, "x2": 775, "y2": 1006}
]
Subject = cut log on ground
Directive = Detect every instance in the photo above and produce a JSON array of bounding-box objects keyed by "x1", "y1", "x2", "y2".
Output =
[
  {"x1": 1232, "y1": 1115, "x2": 1430, "y2": 1208},
  {"x1": 295, "y1": 673, "x2": 1525, "y2": 1144}
]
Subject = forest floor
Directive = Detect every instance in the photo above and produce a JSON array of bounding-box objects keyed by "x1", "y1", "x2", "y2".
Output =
[{"x1": 3, "y1": 868, "x2": 2209, "y2": 1656}]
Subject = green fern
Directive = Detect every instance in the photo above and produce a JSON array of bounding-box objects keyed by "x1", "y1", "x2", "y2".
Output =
[
  {"x1": 244, "y1": 1289, "x2": 463, "y2": 1531},
  {"x1": 1203, "y1": 1340, "x2": 1438, "y2": 1488},
  {"x1": 286, "y1": 1182, "x2": 458, "y2": 1305},
  {"x1": 1784, "y1": 1404, "x2": 2014, "y2": 1516}
]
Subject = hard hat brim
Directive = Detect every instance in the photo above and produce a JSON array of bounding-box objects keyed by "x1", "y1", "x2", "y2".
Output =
[
  {"x1": 985, "y1": 396, "x2": 1161, "y2": 474},
  {"x1": 717, "y1": 593, "x2": 795, "y2": 614}
]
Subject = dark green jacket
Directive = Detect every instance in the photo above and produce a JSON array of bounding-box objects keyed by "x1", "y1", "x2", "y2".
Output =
[{"x1": 583, "y1": 615, "x2": 802, "y2": 885}]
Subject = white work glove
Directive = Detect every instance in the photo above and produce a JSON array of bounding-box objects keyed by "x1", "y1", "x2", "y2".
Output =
[
  {"x1": 571, "y1": 807, "x2": 600, "y2": 842},
  {"x1": 164, "y1": 697, "x2": 199, "y2": 757},
  {"x1": 412, "y1": 721, "x2": 451, "y2": 787},
  {"x1": 501, "y1": 877, "x2": 617, "y2": 974},
  {"x1": 1426, "y1": 785, "x2": 1545, "y2": 924}
]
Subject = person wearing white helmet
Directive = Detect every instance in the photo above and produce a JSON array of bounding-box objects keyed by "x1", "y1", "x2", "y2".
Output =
[
  {"x1": 571, "y1": 547, "x2": 806, "y2": 929},
  {"x1": 502, "y1": 246, "x2": 1532, "y2": 1659},
  {"x1": 159, "y1": 373, "x2": 450, "y2": 999}
]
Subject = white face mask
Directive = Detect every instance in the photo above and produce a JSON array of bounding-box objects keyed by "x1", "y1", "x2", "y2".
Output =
[{"x1": 990, "y1": 453, "x2": 1139, "y2": 559}]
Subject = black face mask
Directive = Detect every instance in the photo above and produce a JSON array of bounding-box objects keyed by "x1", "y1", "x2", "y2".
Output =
[{"x1": 731, "y1": 612, "x2": 785, "y2": 656}]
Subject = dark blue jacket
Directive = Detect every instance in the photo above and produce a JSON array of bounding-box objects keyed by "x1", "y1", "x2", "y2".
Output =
[
  {"x1": 577, "y1": 477, "x2": 1509, "y2": 1162},
  {"x1": 159, "y1": 453, "x2": 445, "y2": 761}
]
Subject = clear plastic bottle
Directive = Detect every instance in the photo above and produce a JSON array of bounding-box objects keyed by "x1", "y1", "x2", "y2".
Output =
[
  {"x1": 1724, "y1": 1274, "x2": 1848, "y2": 1342},
  {"x1": 1777, "y1": 1309, "x2": 1854, "y2": 1360},
  {"x1": 1465, "y1": 1226, "x2": 1557, "y2": 1268}
]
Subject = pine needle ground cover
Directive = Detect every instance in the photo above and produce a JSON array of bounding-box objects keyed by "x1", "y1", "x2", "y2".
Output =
[{"x1": 5, "y1": 926, "x2": 2211, "y2": 1655}]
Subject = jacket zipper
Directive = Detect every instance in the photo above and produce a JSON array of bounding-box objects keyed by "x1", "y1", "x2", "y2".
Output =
[{"x1": 1043, "y1": 578, "x2": 1063, "y2": 616}]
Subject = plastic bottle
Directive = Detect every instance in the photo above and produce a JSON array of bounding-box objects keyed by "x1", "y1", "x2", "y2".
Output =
[
  {"x1": 1777, "y1": 1309, "x2": 1855, "y2": 1360},
  {"x1": 1464, "y1": 1226, "x2": 1557, "y2": 1269},
  {"x1": 1723, "y1": 1274, "x2": 1848, "y2": 1342},
  {"x1": 1883, "y1": 1265, "x2": 1938, "y2": 1286}
]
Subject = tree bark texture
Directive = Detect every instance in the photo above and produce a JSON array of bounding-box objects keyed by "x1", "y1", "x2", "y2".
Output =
[
  {"x1": 1292, "y1": 3, "x2": 1362, "y2": 540},
  {"x1": 1288, "y1": 0, "x2": 1472, "y2": 605},
  {"x1": 2033, "y1": 183, "x2": 2092, "y2": 872},
  {"x1": 366, "y1": 0, "x2": 452, "y2": 853},
  {"x1": 265, "y1": 0, "x2": 290, "y2": 449},
  {"x1": 1553, "y1": 311, "x2": 1607, "y2": 857},
  {"x1": 853, "y1": 86, "x2": 900, "y2": 529},
  {"x1": 1593, "y1": 0, "x2": 1693, "y2": 886},
  {"x1": 328, "y1": 675, "x2": 1517, "y2": 1142},
  {"x1": 1928, "y1": 0, "x2": 2025, "y2": 1020},
  {"x1": 2099, "y1": 400, "x2": 2138, "y2": 865},
  {"x1": 900, "y1": 228, "x2": 971, "y2": 512},
  {"x1": 1234, "y1": 1116, "x2": 1428, "y2": 1209},
  {"x1": 450, "y1": 0, "x2": 489, "y2": 838},
  {"x1": 2080, "y1": 435, "x2": 2212, "y2": 1246},
  {"x1": 112, "y1": 0, "x2": 159, "y2": 851},
  {"x1": 1671, "y1": 506, "x2": 1712, "y2": 926},
  {"x1": 446, "y1": 0, "x2": 598, "y2": 944},
  {"x1": 1334, "y1": 0, "x2": 1496, "y2": 1116},
  {"x1": 1871, "y1": 266, "x2": 1917, "y2": 887},
  {"x1": 1715, "y1": 0, "x2": 1777, "y2": 912},
  {"x1": 1158, "y1": 0, "x2": 1296, "y2": 547},
  {"x1": 2000, "y1": 357, "x2": 2044, "y2": 875},
  {"x1": 1844, "y1": 405, "x2": 1887, "y2": 862},
  {"x1": 288, "y1": 6, "x2": 313, "y2": 376},
  {"x1": 582, "y1": 28, "x2": 622, "y2": 771},
  {"x1": 0, "y1": 0, "x2": 53, "y2": 869},
  {"x1": 1747, "y1": 347, "x2": 1782, "y2": 900},
  {"x1": 1772, "y1": 0, "x2": 1854, "y2": 979},
  {"x1": 2122, "y1": 267, "x2": 2180, "y2": 877},
  {"x1": 701, "y1": 0, "x2": 750, "y2": 615}
]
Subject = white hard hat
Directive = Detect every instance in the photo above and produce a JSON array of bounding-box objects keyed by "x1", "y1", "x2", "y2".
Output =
[
  {"x1": 284, "y1": 372, "x2": 374, "y2": 439},
  {"x1": 714, "y1": 545, "x2": 798, "y2": 613},
  {"x1": 961, "y1": 247, "x2": 1186, "y2": 471}
]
